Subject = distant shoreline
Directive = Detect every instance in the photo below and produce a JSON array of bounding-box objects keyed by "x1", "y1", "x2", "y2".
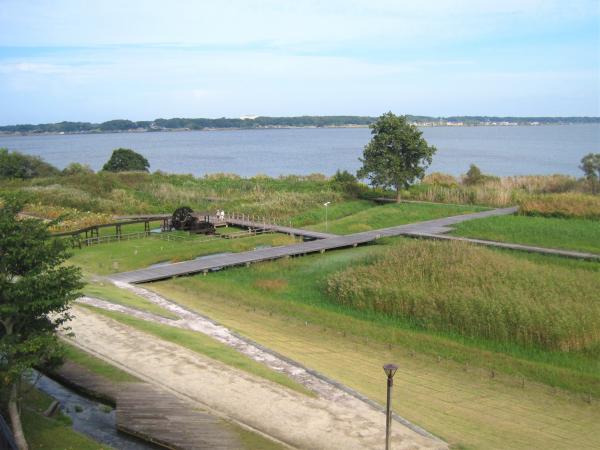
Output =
[{"x1": 1, "y1": 122, "x2": 596, "y2": 138}]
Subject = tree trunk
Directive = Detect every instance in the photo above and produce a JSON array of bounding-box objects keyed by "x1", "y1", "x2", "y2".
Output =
[
  {"x1": 8, "y1": 382, "x2": 28, "y2": 450},
  {"x1": 396, "y1": 187, "x2": 402, "y2": 203}
]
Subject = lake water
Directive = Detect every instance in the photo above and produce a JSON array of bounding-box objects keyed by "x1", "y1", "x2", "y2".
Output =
[{"x1": 1, "y1": 124, "x2": 598, "y2": 177}]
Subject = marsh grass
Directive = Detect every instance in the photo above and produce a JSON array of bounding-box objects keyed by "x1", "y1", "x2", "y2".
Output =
[{"x1": 326, "y1": 240, "x2": 600, "y2": 352}]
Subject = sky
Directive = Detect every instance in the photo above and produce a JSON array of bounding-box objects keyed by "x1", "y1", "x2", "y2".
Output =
[{"x1": 0, "y1": 0, "x2": 599, "y2": 124}]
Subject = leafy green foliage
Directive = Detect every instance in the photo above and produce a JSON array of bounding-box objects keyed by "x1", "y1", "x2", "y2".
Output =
[
  {"x1": 101, "y1": 148, "x2": 149, "y2": 172},
  {"x1": 0, "y1": 148, "x2": 59, "y2": 179},
  {"x1": 463, "y1": 164, "x2": 484, "y2": 185},
  {"x1": 0, "y1": 197, "x2": 83, "y2": 385},
  {"x1": 330, "y1": 170, "x2": 362, "y2": 197},
  {"x1": 357, "y1": 112, "x2": 436, "y2": 201},
  {"x1": 61, "y1": 162, "x2": 94, "y2": 176},
  {"x1": 580, "y1": 153, "x2": 600, "y2": 193}
]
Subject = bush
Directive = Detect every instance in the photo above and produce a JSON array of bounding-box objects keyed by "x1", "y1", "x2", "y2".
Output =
[
  {"x1": 422, "y1": 172, "x2": 458, "y2": 187},
  {"x1": 0, "y1": 148, "x2": 59, "y2": 179},
  {"x1": 102, "y1": 148, "x2": 149, "y2": 172},
  {"x1": 326, "y1": 240, "x2": 600, "y2": 351},
  {"x1": 463, "y1": 164, "x2": 484, "y2": 185},
  {"x1": 62, "y1": 162, "x2": 94, "y2": 176},
  {"x1": 330, "y1": 170, "x2": 362, "y2": 197}
]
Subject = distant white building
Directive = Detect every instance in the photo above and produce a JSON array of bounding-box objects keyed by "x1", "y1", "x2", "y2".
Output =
[{"x1": 240, "y1": 115, "x2": 259, "y2": 120}]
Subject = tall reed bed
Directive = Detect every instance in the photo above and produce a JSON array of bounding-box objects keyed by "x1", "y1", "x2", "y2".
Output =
[
  {"x1": 519, "y1": 193, "x2": 600, "y2": 219},
  {"x1": 326, "y1": 240, "x2": 600, "y2": 352}
]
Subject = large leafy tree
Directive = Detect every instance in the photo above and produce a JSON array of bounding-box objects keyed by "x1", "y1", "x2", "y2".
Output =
[
  {"x1": 580, "y1": 153, "x2": 600, "y2": 193},
  {"x1": 102, "y1": 148, "x2": 150, "y2": 172},
  {"x1": 0, "y1": 197, "x2": 83, "y2": 450},
  {"x1": 357, "y1": 112, "x2": 437, "y2": 202}
]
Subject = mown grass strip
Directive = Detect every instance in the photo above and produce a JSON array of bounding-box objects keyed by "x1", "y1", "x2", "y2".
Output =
[
  {"x1": 83, "y1": 281, "x2": 180, "y2": 319},
  {"x1": 81, "y1": 305, "x2": 315, "y2": 397},
  {"x1": 451, "y1": 214, "x2": 600, "y2": 254},
  {"x1": 61, "y1": 341, "x2": 139, "y2": 383}
]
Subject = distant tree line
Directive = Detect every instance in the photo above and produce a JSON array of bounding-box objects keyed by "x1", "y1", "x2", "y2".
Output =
[{"x1": 1, "y1": 115, "x2": 598, "y2": 134}]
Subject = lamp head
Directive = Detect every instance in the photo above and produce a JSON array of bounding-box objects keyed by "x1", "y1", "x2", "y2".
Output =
[
  {"x1": 383, "y1": 363, "x2": 398, "y2": 378},
  {"x1": 323, "y1": 202, "x2": 331, "y2": 206}
]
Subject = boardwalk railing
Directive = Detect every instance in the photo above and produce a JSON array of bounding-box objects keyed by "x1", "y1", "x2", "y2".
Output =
[{"x1": 75, "y1": 225, "x2": 274, "y2": 247}]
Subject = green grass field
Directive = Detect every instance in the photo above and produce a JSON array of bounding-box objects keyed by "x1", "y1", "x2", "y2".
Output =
[
  {"x1": 147, "y1": 244, "x2": 600, "y2": 449},
  {"x1": 147, "y1": 240, "x2": 600, "y2": 395},
  {"x1": 69, "y1": 232, "x2": 299, "y2": 275},
  {"x1": 451, "y1": 214, "x2": 600, "y2": 254},
  {"x1": 305, "y1": 201, "x2": 487, "y2": 234}
]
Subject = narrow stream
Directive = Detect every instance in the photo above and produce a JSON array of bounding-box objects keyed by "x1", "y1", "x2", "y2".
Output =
[{"x1": 30, "y1": 371, "x2": 159, "y2": 450}]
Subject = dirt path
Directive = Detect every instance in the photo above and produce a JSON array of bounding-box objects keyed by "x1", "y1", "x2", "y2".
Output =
[{"x1": 68, "y1": 305, "x2": 446, "y2": 450}]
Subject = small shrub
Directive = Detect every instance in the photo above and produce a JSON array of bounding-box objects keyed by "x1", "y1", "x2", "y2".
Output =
[
  {"x1": 62, "y1": 162, "x2": 94, "y2": 176},
  {"x1": 463, "y1": 164, "x2": 484, "y2": 185},
  {"x1": 423, "y1": 172, "x2": 458, "y2": 187}
]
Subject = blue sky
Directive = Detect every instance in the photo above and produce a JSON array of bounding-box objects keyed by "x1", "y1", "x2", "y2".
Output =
[{"x1": 0, "y1": 0, "x2": 598, "y2": 124}]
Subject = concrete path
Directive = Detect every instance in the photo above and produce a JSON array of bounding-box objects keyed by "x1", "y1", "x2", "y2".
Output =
[
  {"x1": 69, "y1": 304, "x2": 446, "y2": 450},
  {"x1": 110, "y1": 207, "x2": 518, "y2": 284}
]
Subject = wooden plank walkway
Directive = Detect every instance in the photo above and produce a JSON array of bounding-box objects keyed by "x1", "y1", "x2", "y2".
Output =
[
  {"x1": 49, "y1": 359, "x2": 244, "y2": 449},
  {"x1": 226, "y1": 217, "x2": 338, "y2": 240},
  {"x1": 110, "y1": 208, "x2": 520, "y2": 284}
]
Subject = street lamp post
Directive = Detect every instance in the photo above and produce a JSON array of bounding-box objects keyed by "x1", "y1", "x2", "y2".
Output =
[
  {"x1": 383, "y1": 363, "x2": 398, "y2": 450},
  {"x1": 323, "y1": 202, "x2": 331, "y2": 232}
]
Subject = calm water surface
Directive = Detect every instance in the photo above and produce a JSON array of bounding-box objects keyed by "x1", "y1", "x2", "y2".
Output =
[{"x1": 1, "y1": 125, "x2": 598, "y2": 177}]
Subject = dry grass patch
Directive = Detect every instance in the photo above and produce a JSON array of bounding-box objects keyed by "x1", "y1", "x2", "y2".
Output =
[
  {"x1": 519, "y1": 192, "x2": 600, "y2": 219},
  {"x1": 254, "y1": 279, "x2": 288, "y2": 293}
]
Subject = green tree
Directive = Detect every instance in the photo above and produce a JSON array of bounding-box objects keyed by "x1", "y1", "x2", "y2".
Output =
[
  {"x1": 357, "y1": 112, "x2": 436, "y2": 202},
  {"x1": 0, "y1": 197, "x2": 83, "y2": 450},
  {"x1": 331, "y1": 170, "x2": 362, "y2": 197},
  {"x1": 0, "y1": 148, "x2": 59, "y2": 179},
  {"x1": 102, "y1": 148, "x2": 150, "y2": 172},
  {"x1": 463, "y1": 164, "x2": 484, "y2": 185},
  {"x1": 580, "y1": 153, "x2": 600, "y2": 193}
]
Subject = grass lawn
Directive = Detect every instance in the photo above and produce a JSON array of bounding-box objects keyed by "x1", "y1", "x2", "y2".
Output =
[
  {"x1": 305, "y1": 201, "x2": 488, "y2": 234},
  {"x1": 81, "y1": 305, "x2": 314, "y2": 397},
  {"x1": 69, "y1": 232, "x2": 299, "y2": 275},
  {"x1": 61, "y1": 342, "x2": 139, "y2": 383},
  {"x1": 145, "y1": 240, "x2": 600, "y2": 450},
  {"x1": 82, "y1": 281, "x2": 179, "y2": 319},
  {"x1": 451, "y1": 214, "x2": 600, "y2": 254},
  {"x1": 21, "y1": 383, "x2": 113, "y2": 450}
]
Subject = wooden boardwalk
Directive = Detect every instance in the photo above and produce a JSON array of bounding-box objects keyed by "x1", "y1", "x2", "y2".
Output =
[
  {"x1": 110, "y1": 208, "x2": 520, "y2": 284},
  {"x1": 226, "y1": 216, "x2": 338, "y2": 240},
  {"x1": 50, "y1": 359, "x2": 244, "y2": 449}
]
